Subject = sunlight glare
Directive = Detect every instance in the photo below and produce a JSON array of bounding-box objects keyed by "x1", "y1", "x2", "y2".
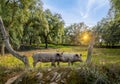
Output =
[
  {"x1": 80, "y1": 31, "x2": 92, "y2": 45},
  {"x1": 83, "y1": 35, "x2": 88, "y2": 40}
]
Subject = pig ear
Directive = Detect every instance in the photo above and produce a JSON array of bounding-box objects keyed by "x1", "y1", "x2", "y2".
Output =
[
  {"x1": 56, "y1": 53, "x2": 60, "y2": 56},
  {"x1": 75, "y1": 54, "x2": 79, "y2": 57},
  {"x1": 80, "y1": 54, "x2": 82, "y2": 56},
  {"x1": 56, "y1": 53, "x2": 62, "y2": 57},
  {"x1": 61, "y1": 51, "x2": 64, "y2": 54},
  {"x1": 57, "y1": 53, "x2": 62, "y2": 57}
]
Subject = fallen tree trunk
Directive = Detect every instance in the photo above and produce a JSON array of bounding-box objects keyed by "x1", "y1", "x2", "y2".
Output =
[{"x1": 0, "y1": 16, "x2": 30, "y2": 68}]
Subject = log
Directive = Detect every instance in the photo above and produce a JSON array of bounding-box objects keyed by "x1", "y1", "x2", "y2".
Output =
[{"x1": 5, "y1": 72, "x2": 26, "y2": 84}]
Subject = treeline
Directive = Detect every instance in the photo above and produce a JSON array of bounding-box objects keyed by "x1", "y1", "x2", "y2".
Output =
[
  {"x1": 0, "y1": 0, "x2": 120, "y2": 55},
  {"x1": 63, "y1": 0, "x2": 120, "y2": 47},
  {"x1": 94, "y1": 0, "x2": 120, "y2": 47},
  {"x1": 0, "y1": 0, "x2": 92, "y2": 54},
  {"x1": 0, "y1": 0, "x2": 65, "y2": 54}
]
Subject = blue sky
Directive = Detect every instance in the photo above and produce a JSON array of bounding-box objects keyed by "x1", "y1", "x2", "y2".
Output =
[{"x1": 42, "y1": 0, "x2": 110, "y2": 27}]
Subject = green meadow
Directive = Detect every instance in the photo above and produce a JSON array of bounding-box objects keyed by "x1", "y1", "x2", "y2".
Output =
[
  {"x1": 0, "y1": 46, "x2": 120, "y2": 84},
  {"x1": 0, "y1": 46, "x2": 120, "y2": 68}
]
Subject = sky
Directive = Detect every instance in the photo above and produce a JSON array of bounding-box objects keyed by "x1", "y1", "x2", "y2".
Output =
[{"x1": 42, "y1": 0, "x2": 110, "y2": 27}]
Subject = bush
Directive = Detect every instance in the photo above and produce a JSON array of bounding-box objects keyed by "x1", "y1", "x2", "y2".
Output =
[{"x1": 0, "y1": 64, "x2": 120, "y2": 84}]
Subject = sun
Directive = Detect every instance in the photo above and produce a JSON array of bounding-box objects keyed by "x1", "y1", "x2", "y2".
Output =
[
  {"x1": 80, "y1": 31, "x2": 92, "y2": 45},
  {"x1": 83, "y1": 34, "x2": 88, "y2": 40}
]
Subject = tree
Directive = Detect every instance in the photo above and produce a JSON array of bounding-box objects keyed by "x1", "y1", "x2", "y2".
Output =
[
  {"x1": 0, "y1": 30, "x2": 4, "y2": 56},
  {"x1": 95, "y1": 16, "x2": 120, "y2": 47},
  {"x1": 86, "y1": 30, "x2": 96, "y2": 63},
  {"x1": 110, "y1": 0, "x2": 120, "y2": 17},
  {"x1": 41, "y1": 9, "x2": 64, "y2": 48},
  {"x1": 0, "y1": 0, "x2": 44, "y2": 54},
  {"x1": 64, "y1": 22, "x2": 88, "y2": 45},
  {"x1": 0, "y1": 17, "x2": 29, "y2": 67},
  {"x1": 110, "y1": 0, "x2": 120, "y2": 45},
  {"x1": 21, "y1": 4, "x2": 64, "y2": 49},
  {"x1": 0, "y1": 0, "x2": 37, "y2": 55},
  {"x1": 21, "y1": 0, "x2": 44, "y2": 46}
]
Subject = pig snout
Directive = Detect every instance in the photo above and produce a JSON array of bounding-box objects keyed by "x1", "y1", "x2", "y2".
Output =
[
  {"x1": 75, "y1": 54, "x2": 83, "y2": 62},
  {"x1": 79, "y1": 54, "x2": 83, "y2": 62}
]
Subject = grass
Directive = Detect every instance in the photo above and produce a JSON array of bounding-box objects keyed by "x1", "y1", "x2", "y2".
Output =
[
  {"x1": 0, "y1": 46, "x2": 120, "y2": 68},
  {"x1": 0, "y1": 46, "x2": 120, "y2": 83}
]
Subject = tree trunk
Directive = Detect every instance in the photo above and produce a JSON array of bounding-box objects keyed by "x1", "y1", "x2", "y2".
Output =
[
  {"x1": 86, "y1": 31, "x2": 96, "y2": 63},
  {"x1": 45, "y1": 36, "x2": 48, "y2": 49},
  {"x1": 0, "y1": 16, "x2": 30, "y2": 68},
  {"x1": 1, "y1": 41, "x2": 5, "y2": 56},
  {"x1": 29, "y1": 36, "x2": 32, "y2": 45}
]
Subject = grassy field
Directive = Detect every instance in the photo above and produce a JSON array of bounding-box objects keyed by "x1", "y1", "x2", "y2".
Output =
[
  {"x1": 0, "y1": 46, "x2": 120, "y2": 68},
  {"x1": 0, "y1": 46, "x2": 120, "y2": 83}
]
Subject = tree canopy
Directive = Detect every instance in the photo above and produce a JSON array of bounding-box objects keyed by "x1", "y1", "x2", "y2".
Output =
[
  {"x1": 0, "y1": 0, "x2": 65, "y2": 54},
  {"x1": 94, "y1": 0, "x2": 120, "y2": 47}
]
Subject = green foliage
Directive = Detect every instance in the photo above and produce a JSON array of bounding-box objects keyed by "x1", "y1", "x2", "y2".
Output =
[
  {"x1": 0, "y1": 0, "x2": 65, "y2": 50},
  {"x1": 63, "y1": 22, "x2": 89, "y2": 45},
  {"x1": 43, "y1": 9, "x2": 64, "y2": 45},
  {"x1": 0, "y1": 0, "x2": 38, "y2": 49},
  {"x1": 22, "y1": 1, "x2": 44, "y2": 45},
  {"x1": 110, "y1": 0, "x2": 120, "y2": 16},
  {"x1": 21, "y1": 6, "x2": 64, "y2": 48},
  {"x1": 94, "y1": 0, "x2": 120, "y2": 47},
  {"x1": 68, "y1": 64, "x2": 120, "y2": 84},
  {"x1": 95, "y1": 16, "x2": 120, "y2": 47}
]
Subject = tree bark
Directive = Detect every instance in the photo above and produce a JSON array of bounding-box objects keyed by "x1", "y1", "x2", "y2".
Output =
[
  {"x1": 86, "y1": 31, "x2": 96, "y2": 63},
  {"x1": 1, "y1": 41, "x2": 5, "y2": 56},
  {"x1": 29, "y1": 36, "x2": 32, "y2": 45},
  {"x1": 0, "y1": 16, "x2": 30, "y2": 68},
  {"x1": 45, "y1": 36, "x2": 48, "y2": 49}
]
